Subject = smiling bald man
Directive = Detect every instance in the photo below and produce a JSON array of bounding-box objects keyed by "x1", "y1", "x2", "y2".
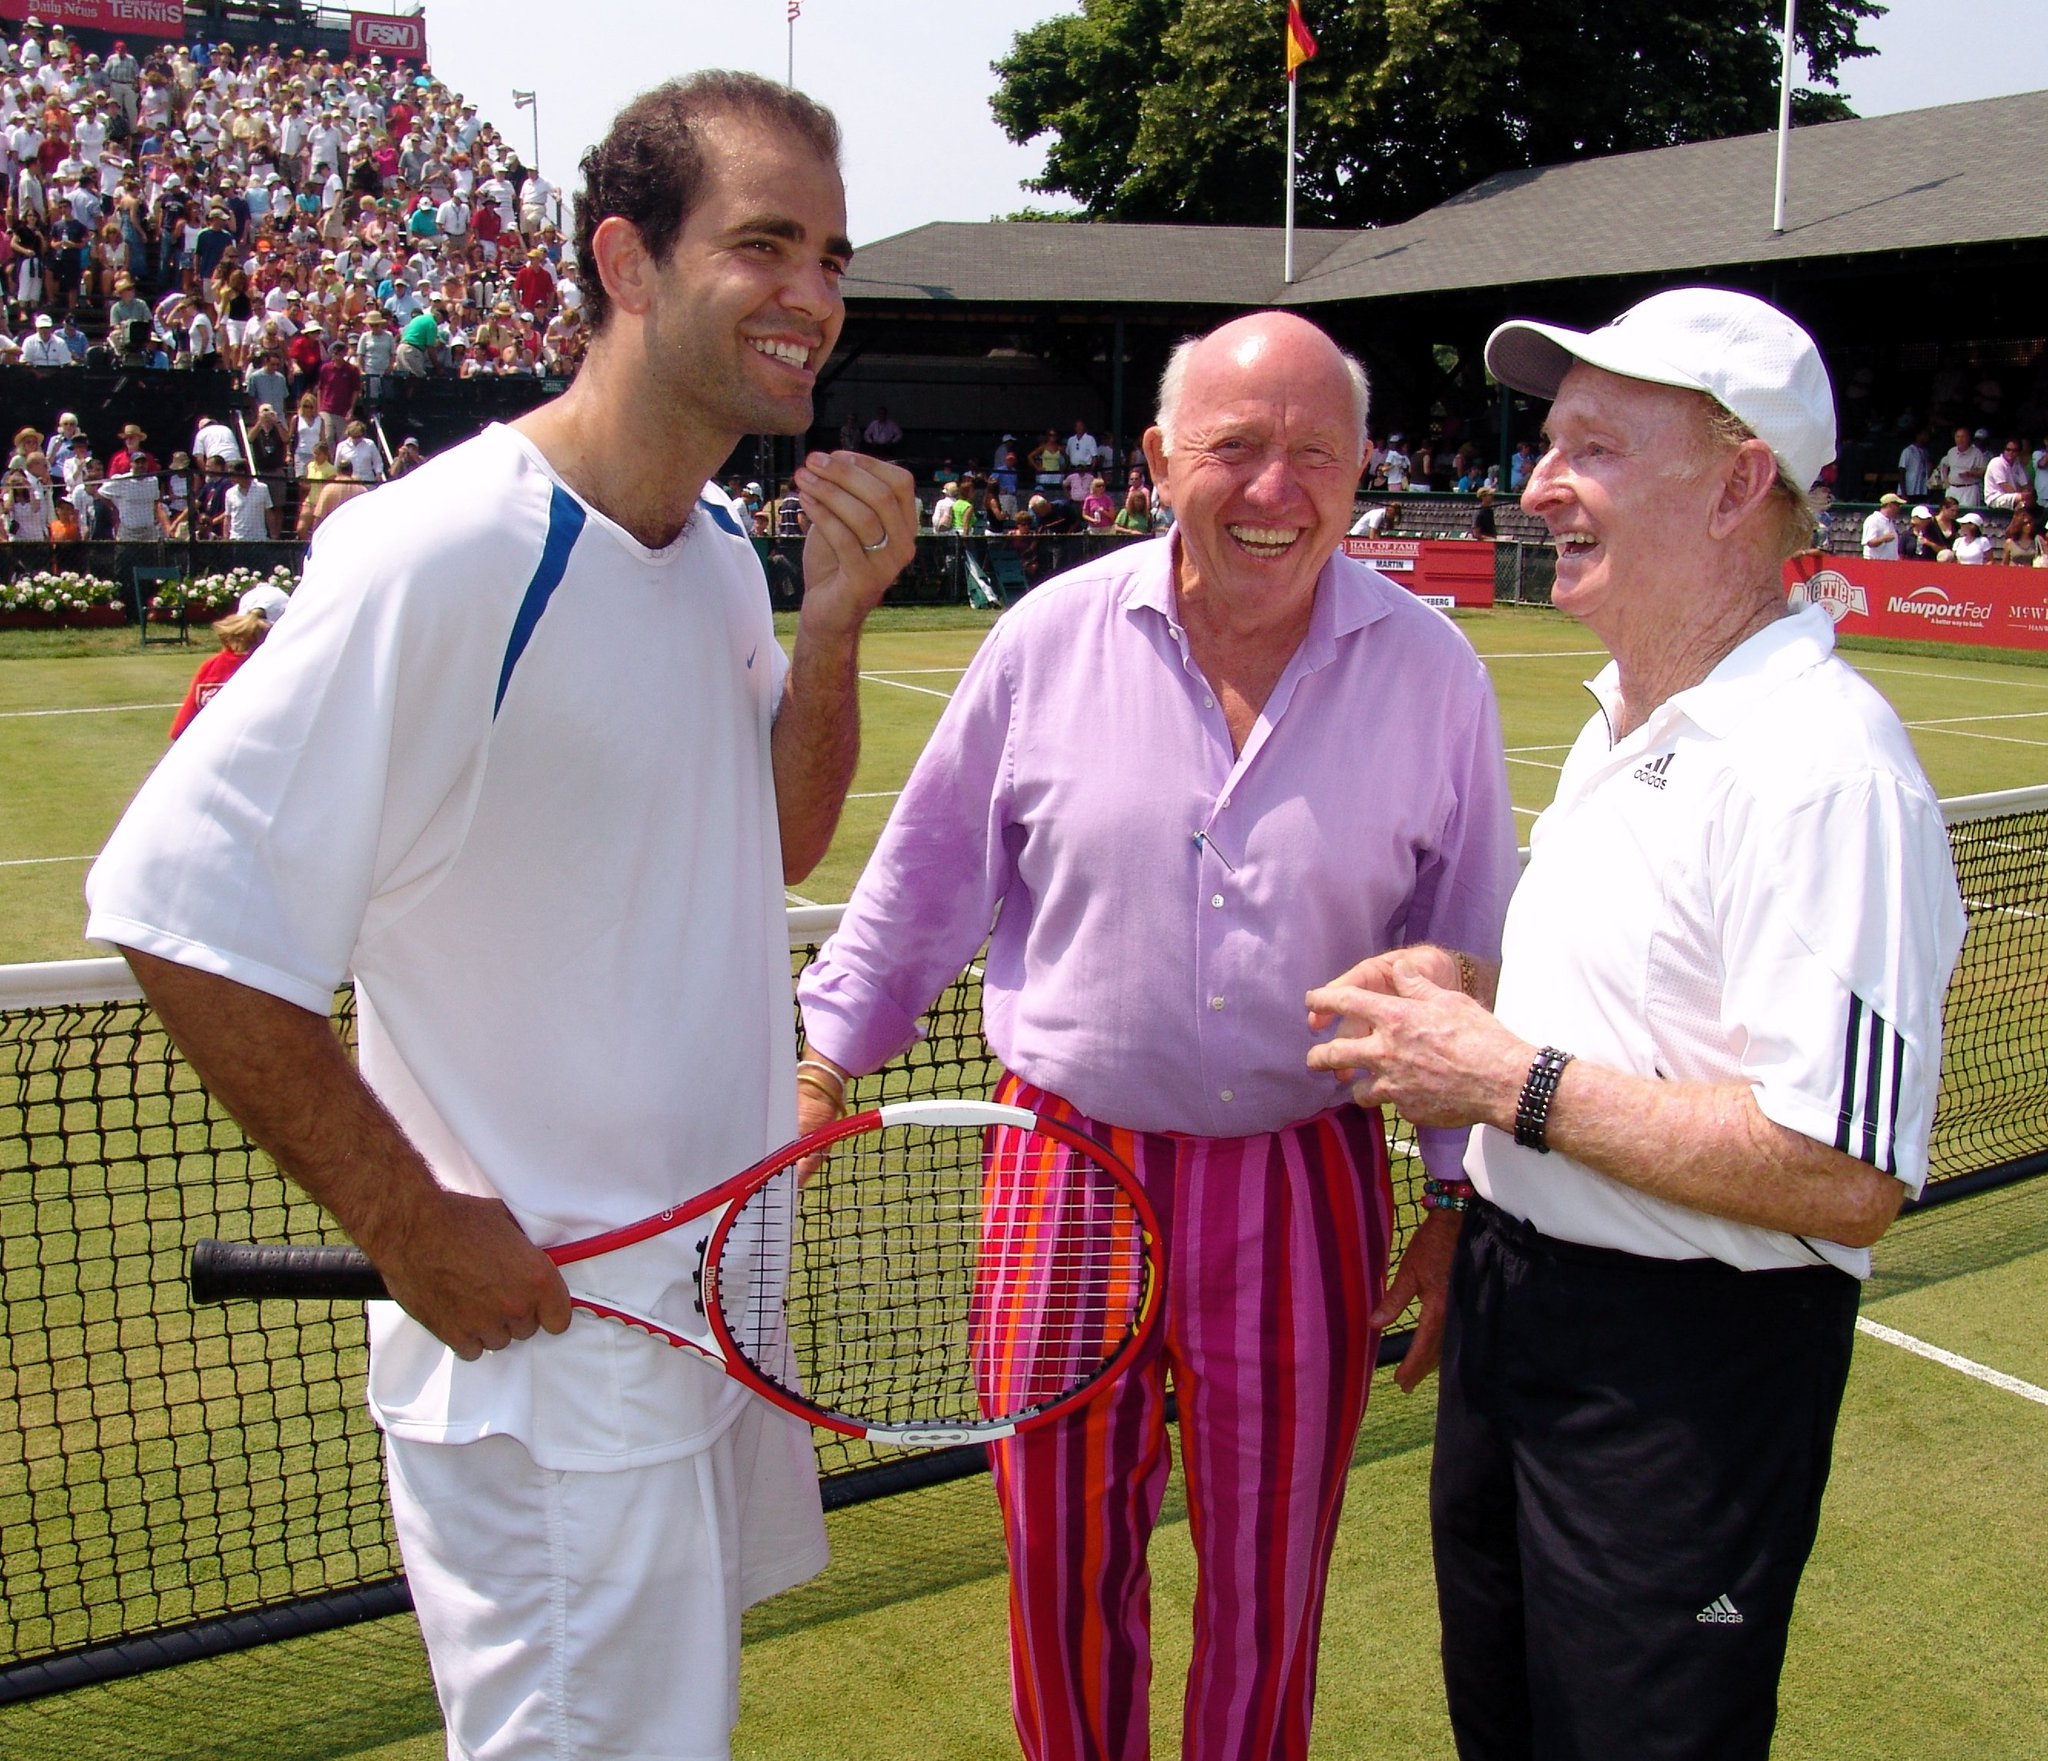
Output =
[{"x1": 794, "y1": 310, "x2": 1520, "y2": 1760}]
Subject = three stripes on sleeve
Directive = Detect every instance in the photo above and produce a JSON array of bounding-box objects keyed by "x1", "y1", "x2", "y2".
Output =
[{"x1": 1835, "y1": 994, "x2": 1906, "y2": 1173}]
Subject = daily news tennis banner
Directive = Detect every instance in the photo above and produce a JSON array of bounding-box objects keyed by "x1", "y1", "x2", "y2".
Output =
[
  {"x1": 0, "y1": 0, "x2": 182, "y2": 39},
  {"x1": 1785, "y1": 554, "x2": 2048, "y2": 652}
]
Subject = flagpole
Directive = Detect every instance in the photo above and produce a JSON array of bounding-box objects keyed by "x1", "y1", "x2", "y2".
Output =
[
  {"x1": 787, "y1": 0, "x2": 798, "y2": 87},
  {"x1": 1284, "y1": 73, "x2": 1298, "y2": 284},
  {"x1": 1771, "y1": 0, "x2": 1796, "y2": 234}
]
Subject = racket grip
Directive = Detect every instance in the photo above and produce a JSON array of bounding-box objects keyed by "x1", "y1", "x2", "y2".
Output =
[{"x1": 190, "y1": 1239, "x2": 391, "y2": 1304}]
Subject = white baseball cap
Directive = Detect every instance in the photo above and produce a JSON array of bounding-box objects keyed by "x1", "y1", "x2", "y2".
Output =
[
  {"x1": 1958, "y1": 512, "x2": 1984, "y2": 527},
  {"x1": 1485, "y1": 287, "x2": 1837, "y2": 492},
  {"x1": 237, "y1": 583, "x2": 291, "y2": 623}
]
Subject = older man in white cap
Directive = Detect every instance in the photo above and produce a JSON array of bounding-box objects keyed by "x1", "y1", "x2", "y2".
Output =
[{"x1": 1306, "y1": 287, "x2": 1966, "y2": 1761}]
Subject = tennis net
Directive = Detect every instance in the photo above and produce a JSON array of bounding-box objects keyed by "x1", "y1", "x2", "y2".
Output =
[{"x1": 1, "y1": 784, "x2": 2043, "y2": 1698}]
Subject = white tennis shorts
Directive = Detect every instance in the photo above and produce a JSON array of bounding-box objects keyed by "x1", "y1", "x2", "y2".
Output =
[{"x1": 385, "y1": 1402, "x2": 827, "y2": 1761}]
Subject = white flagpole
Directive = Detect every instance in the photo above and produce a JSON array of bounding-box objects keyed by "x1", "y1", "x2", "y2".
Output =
[
  {"x1": 1772, "y1": 0, "x2": 1797, "y2": 234},
  {"x1": 1284, "y1": 73, "x2": 1298, "y2": 284}
]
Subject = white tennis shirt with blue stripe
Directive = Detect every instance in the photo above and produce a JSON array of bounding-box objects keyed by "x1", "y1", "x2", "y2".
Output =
[
  {"x1": 1467, "y1": 605, "x2": 1967, "y2": 1277},
  {"x1": 88, "y1": 424, "x2": 805, "y2": 1469}
]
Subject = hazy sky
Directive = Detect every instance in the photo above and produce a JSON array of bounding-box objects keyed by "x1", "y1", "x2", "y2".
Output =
[{"x1": 420, "y1": 0, "x2": 2048, "y2": 248}]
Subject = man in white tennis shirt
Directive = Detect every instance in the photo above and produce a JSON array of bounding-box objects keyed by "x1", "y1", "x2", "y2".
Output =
[
  {"x1": 1306, "y1": 289, "x2": 1966, "y2": 1760},
  {"x1": 86, "y1": 72, "x2": 915, "y2": 1759}
]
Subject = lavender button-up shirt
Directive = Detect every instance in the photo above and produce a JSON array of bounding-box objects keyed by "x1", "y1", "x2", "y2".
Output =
[{"x1": 798, "y1": 535, "x2": 1519, "y2": 1175}]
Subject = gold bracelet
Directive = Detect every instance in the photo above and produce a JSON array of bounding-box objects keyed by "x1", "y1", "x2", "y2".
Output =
[
  {"x1": 1454, "y1": 950, "x2": 1478, "y2": 999},
  {"x1": 794, "y1": 1070, "x2": 846, "y2": 1113}
]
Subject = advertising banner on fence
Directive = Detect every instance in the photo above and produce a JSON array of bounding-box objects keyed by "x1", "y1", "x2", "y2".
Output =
[
  {"x1": 0, "y1": 0, "x2": 181, "y2": 38},
  {"x1": 1784, "y1": 554, "x2": 2048, "y2": 653},
  {"x1": 350, "y1": 10, "x2": 429, "y2": 62},
  {"x1": 1342, "y1": 537, "x2": 1496, "y2": 608}
]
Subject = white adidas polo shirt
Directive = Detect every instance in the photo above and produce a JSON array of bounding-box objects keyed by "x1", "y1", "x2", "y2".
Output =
[{"x1": 1468, "y1": 605, "x2": 1966, "y2": 1277}]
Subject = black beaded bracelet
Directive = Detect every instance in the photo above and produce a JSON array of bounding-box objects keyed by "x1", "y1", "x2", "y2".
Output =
[{"x1": 1513, "y1": 1046, "x2": 1575, "y2": 1153}]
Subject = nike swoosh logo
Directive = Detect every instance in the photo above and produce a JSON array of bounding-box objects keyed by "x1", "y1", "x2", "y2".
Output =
[{"x1": 746, "y1": 646, "x2": 757, "y2": 669}]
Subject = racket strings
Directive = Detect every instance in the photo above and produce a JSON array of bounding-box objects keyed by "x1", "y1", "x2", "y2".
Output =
[{"x1": 716, "y1": 1122, "x2": 1149, "y2": 1430}]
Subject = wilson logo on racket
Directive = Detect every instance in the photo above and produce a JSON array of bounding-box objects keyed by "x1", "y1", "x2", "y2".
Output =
[{"x1": 190, "y1": 1098, "x2": 1163, "y2": 1449}]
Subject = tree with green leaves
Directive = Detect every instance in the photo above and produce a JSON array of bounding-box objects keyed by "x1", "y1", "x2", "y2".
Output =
[{"x1": 991, "y1": 0, "x2": 1882, "y2": 228}]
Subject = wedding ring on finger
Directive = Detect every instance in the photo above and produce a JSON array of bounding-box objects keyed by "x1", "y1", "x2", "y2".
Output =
[{"x1": 861, "y1": 533, "x2": 890, "y2": 553}]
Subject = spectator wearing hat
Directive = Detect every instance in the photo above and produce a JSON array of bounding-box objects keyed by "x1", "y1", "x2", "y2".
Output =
[
  {"x1": 314, "y1": 342, "x2": 361, "y2": 445},
  {"x1": 356, "y1": 307, "x2": 396, "y2": 397},
  {"x1": 21, "y1": 313, "x2": 70, "y2": 366},
  {"x1": 1314, "y1": 285, "x2": 1964, "y2": 1761},
  {"x1": 169, "y1": 582, "x2": 288, "y2": 739},
  {"x1": 1953, "y1": 511, "x2": 1992, "y2": 564},
  {"x1": 389, "y1": 435, "x2": 424, "y2": 479},
  {"x1": 1899, "y1": 505, "x2": 1940, "y2": 562},
  {"x1": 104, "y1": 40, "x2": 140, "y2": 127},
  {"x1": 109, "y1": 424, "x2": 156, "y2": 479},
  {"x1": 99, "y1": 452, "x2": 172, "y2": 539},
  {"x1": 1861, "y1": 491, "x2": 1907, "y2": 561},
  {"x1": 511, "y1": 245, "x2": 554, "y2": 318}
]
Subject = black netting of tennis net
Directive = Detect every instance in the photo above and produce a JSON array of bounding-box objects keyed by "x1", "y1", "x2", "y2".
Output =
[{"x1": 2, "y1": 787, "x2": 2044, "y2": 1699}]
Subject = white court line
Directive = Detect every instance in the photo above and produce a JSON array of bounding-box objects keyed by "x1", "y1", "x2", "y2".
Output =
[
  {"x1": 848, "y1": 789, "x2": 903, "y2": 802},
  {"x1": 1906, "y1": 725, "x2": 2048, "y2": 749},
  {"x1": 1512, "y1": 804, "x2": 1541, "y2": 818},
  {"x1": 0, "y1": 853, "x2": 95, "y2": 868},
  {"x1": 0, "y1": 701, "x2": 180, "y2": 719},
  {"x1": 1856, "y1": 662, "x2": 2048, "y2": 691},
  {"x1": 1479, "y1": 649, "x2": 1606, "y2": 661},
  {"x1": 860, "y1": 674, "x2": 954, "y2": 702},
  {"x1": 784, "y1": 890, "x2": 819, "y2": 907},
  {"x1": 1963, "y1": 896, "x2": 2046, "y2": 922},
  {"x1": 1507, "y1": 755, "x2": 1564, "y2": 772},
  {"x1": 1909, "y1": 709, "x2": 2048, "y2": 727},
  {"x1": 1856, "y1": 1317, "x2": 2048, "y2": 1407},
  {"x1": 859, "y1": 667, "x2": 969, "y2": 678},
  {"x1": 1506, "y1": 742, "x2": 1572, "y2": 753}
]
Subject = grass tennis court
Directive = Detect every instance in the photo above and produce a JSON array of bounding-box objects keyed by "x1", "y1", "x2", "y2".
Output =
[
  {"x1": 2, "y1": 605, "x2": 2045, "y2": 1756},
  {"x1": 7, "y1": 605, "x2": 2045, "y2": 964}
]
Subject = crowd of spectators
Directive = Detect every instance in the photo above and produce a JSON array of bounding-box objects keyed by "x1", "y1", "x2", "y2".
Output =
[
  {"x1": 1, "y1": 396, "x2": 429, "y2": 542},
  {"x1": 750, "y1": 416, "x2": 1177, "y2": 548},
  {"x1": 0, "y1": 15, "x2": 585, "y2": 539}
]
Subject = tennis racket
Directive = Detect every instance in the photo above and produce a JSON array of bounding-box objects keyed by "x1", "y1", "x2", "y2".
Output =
[{"x1": 190, "y1": 1097, "x2": 1162, "y2": 1449}]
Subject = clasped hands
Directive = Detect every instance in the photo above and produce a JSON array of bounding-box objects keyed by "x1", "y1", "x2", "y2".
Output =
[{"x1": 1305, "y1": 944, "x2": 1528, "y2": 1134}]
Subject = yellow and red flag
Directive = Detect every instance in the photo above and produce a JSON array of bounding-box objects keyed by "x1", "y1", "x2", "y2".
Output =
[{"x1": 1285, "y1": 1, "x2": 1318, "y2": 81}]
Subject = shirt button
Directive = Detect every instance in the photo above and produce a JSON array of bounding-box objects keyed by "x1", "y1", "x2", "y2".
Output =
[
  {"x1": 1210, "y1": 893, "x2": 1225, "y2": 908},
  {"x1": 1210, "y1": 995, "x2": 1225, "y2": 1010},
  {"x1": 1219, "y1": 794, "x2": 1231, "y2": 808},
  {"x1": 1204, "y1": 695, "x2": 1216, "y2": 709},
  {"x1": 1219, "y1": 1089, "x2": 1234, "y2": 1102}
]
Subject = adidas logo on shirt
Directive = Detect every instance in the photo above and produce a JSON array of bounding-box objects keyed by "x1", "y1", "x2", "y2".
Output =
[
  {"x1": 1632, "y1": 752, "x2": 1675, "y2": 791},
  {"x1": 1696, "y1": 1594, "x2": 1744, "y2": 1625}
]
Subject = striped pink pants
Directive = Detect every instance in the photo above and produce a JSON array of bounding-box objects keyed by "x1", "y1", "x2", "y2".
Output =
[{"x1": 989, "y1": 1072, "x2": 1394, "y2": 1761}]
